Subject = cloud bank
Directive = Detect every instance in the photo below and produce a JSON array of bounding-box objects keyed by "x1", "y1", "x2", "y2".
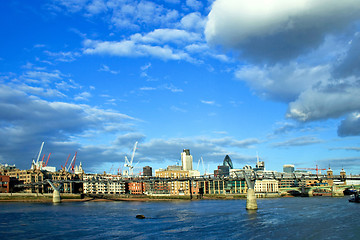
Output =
[{"x1": 206, "y1": 0, "x2": 360, "y2": 137}]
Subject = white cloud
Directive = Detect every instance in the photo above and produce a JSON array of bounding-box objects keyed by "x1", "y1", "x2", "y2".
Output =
[
  {"x1": 98, "y1": 64, "x2": 119, "y2": 74},
  {"x1": 180, "y1": 12, "x2": 206, "y2": 31},
  {"x1": 185, "y1": 43, "x2": 208, "y2": 53},
  {"x1": 86, "y1": 0, "x2": 107, "y2": 15},
  {"x1": 140, "y1": 84, "x2": 183, "y2": 93},
  {"x1": 21, "y1": 70, "x2": 63, "y2": 84},
  {"x1": 110, "y1": 1, "x2": 179, "y2": 29},
  {"x1": 54, "y1": 0, "x2": 180, "y2": 29},
  {"x1": 0, "y1": 84, "x2": 136, "y2": 169},
  {"x1": 53, "y1": 0, "x2": 88, "y2": 13},
  {"x1": 235, "y1": 63, "x2": 331, "y2": 102},
  {"x1": 140, "y1": 63, "x2": 151, "y2": 71},
  {"x1": 272, "y1": 136, "x2": 323, "y2": 148},
  {"x1": 44, "y1": 50, "x2": 80, "y2": 62},
  {"x1": 162, "y1": 84, "x2": 183, "y2": 93},
  {"x1": 329, "y1": 146, "x2": 360, "y2": 152},
  {"x1": 135, "y1": 136, "x2": 259, "y2": 165},
  {"x1": 170, "y1": 105, "x2": 187, "y2": 113},
  {"x1": 16, "y1": 84, "x2": 67, "y2": 98},
  {"x1": 83, "y1": 38, "x2": 194, "y2": 62},
  {"x1": 286, "y1": 80, "x2": 360, "y2": 122},
  {"x1": 74, "y1": 91, "x2": 92, "y2": 101},
  {"x1": 140, "y1": 87, "x2": 156, "y2": 91},
  {"x1": 131, "y1": 28, "x2": 201, "y2": 45},
  {"x1": 199, "y1": 137, "x2": 260, "y2": 149},
  {"x1": 205, "y1": 0, "x2": 360, "y2": 63},
  {"x1": 201, "y1": 100, "x2": 216, "y2": 105},
  {"x1": 186, "y1": 0, "x2": 203, "y2": 10},
  {"x1": 337, "y1": 112, "x2": 360, "y2": 137}
]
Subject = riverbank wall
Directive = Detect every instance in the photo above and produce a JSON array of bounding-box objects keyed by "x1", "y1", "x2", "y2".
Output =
[{"x1": 0, "y1": 192, "x2": 344, "y2": 202}]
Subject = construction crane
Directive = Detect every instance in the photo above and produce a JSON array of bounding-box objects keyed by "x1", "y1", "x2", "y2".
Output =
[
  {"x1": 117, "y1": 165, "x2": 122, "y2": 176},
  {"x1": 31, "y1": 142, "x2": 45, "y2": 170},
  {"x1": 71, "y1": 155, "x2": 76, "y2": 172},
  {"x1": 66, "y1": 152, "x2": 77, "y2": 172},
  {"x1": 124, "y1": 141, "x2": 138, "y2": 176},
  {"x1": 297, "y1": 165, "x2": 326, "y2": 175},
  {"x1": 61, "y1": 153, "x2": 71, "y2": 169},
  {"x1": 197, "y1": 156, "x2": 206, "y2": 175},
  {"x1": 109, "y1": 164, "x2": 114, "y2": 175},
  {"x1": 36, "y1": 142, "x2": 44, "y2": 165},
  {"x1": 43, "y1": 153, "x2": 51, "y2": 167}
]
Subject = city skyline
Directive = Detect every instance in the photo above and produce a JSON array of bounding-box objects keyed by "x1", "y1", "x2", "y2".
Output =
[{"x1": 1, "y1": 0, "x2": 360, "y2": 174}]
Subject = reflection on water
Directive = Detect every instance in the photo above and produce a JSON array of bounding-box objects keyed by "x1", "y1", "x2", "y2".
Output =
[
  {"x1": 1, "y1": 197, "x2": 359, "y2": 239},
  {"x1": 246, "y1": 209, "x2": 258, "y2": 220}
]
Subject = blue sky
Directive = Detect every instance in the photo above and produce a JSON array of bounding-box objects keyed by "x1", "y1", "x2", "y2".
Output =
[{"x1": 1, "y1": 0, "x2": 360, "y2": 175}]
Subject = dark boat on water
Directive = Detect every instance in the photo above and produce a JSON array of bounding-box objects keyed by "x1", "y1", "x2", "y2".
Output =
[
  {"x1": 349, "y1": 191, "x2": 360, "y2": 203},
  {"x1": 344, "y1": 188, "x2": 357, "y2": 195}
]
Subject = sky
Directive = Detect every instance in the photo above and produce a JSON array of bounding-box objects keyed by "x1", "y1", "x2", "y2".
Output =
[{"x1": 1, "y1": 0, "x2": 360, "y2": 175}]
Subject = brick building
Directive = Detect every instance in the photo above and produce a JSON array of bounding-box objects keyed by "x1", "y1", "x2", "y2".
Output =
[{"x1": 0, "y1": 175, "x2": 10, "y2": 193}]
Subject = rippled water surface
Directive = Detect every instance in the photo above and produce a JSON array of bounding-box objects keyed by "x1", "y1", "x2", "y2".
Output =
[{"x1": 1, "y1": 197, "x2": 359, "y2": 239}]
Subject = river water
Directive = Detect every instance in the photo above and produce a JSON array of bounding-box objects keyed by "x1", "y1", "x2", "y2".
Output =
[{"x1": 0, "y1": 197, "x2": 359, "y2": 239}]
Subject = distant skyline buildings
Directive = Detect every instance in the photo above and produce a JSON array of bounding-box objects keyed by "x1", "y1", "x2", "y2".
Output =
[
  {"x1": 181, "y1": 149, "x2": 193, "y2": 171},
  {"x1": 283, "y1": 165, "x2": 295, "y2": 174}
]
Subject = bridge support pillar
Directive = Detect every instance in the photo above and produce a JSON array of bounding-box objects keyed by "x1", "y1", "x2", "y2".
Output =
[
  {"x1": 53, "y1": 189, "x2": 61, "y2": 203},
  {"x1": 244, "y1": 172, "x2": 258, "y2": 210},
  {"x1": 47, "y1": 180, "x2": 62, "y2": 203},
  {"x1": 246, "y1": 188, "x2": 258, "y2": 210},
  {"x1": 308, "y1": 190, "x2": 313, "y2": 197},
  {"x1": 331, "y1": 185, "x2": 344, "y2": 197}
]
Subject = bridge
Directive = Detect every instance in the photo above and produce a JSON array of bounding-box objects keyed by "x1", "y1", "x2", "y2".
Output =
[{"x1": 16, "y1": 170, "x2": 360, "y2": 210}]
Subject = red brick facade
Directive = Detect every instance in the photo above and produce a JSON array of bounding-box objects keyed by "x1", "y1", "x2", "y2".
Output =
[
  {"x1": 128, "y1": 182, "x2": 145, "y2": 194},
  {"x1": 0, "y1": 175, "x2": 10, "y2": 193}
]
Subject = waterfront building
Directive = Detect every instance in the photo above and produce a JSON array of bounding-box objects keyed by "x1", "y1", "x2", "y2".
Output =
[
  {"x1": 229, "y1": 169, "x2": 243, "y2": 177},
  {"x1": 156, "y1": 169, "x2": 189, "y2": 178},
  {"x1": 155, "y1": 166, "x2": 200, "y2": 196},
  {"x1": 155, "y1": 169, "x2": 200, "y2": 179},
  {"x1": 128, "y1": 182, "x2": 145, "y2": 194},
  {"x1": 255, "y1": 179, "x2": 279, "y2": 193},
  {"x1": 305, "y1": 179, "x2": 328, "y2": 187},
  {"x1": 347, "y1": 178, "x2": 360, "y2": 185},
  {"x1": 166, "y1": 165, "x2": 182, "y2": 171},
  {"x1": 283, "y1": 164, "x2": 295, "y2": 173},
  {"x1": 6, "y1": 169, "x2": 47, "y2": 193},
  {"x1": 51, "y1": 169, "x2": 83, "y2": 193},
  {"x1": 214, "y1": 165, "x2": 230, "y2": 177},
  {"x1": 0, "y1": 175, "x2": 10, "y2": 193},
  {"x1": 0, "y1": 163, "x2": 17, "y2": 172},
  {"x1": 155, "y1": 168, "x2": 200, "y2": 195},
  {"x1": 199, "y1": 180, "x2": 247, "y2": 195},
  {"x1": 2, "y1": 165, "x2": 84, "y2": 193},
  {"x1": 170, "y1": 180, "x2": 190, "y2": 195},
  {"x1": 279, "y1": 178, "x2": 299, "y2": 188},
  {"x1": 143, "y1": 166, "x2": 152, "y2": 177},
  {"x1": 82, "y1": 174, "x2": 126, "y2": 194},
  {"x1": 144, "y1": 181, "x2": 170, "y2": 195},
  {"x1": 181, "y1": 149, "x2": 193, "y2": 171}
]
